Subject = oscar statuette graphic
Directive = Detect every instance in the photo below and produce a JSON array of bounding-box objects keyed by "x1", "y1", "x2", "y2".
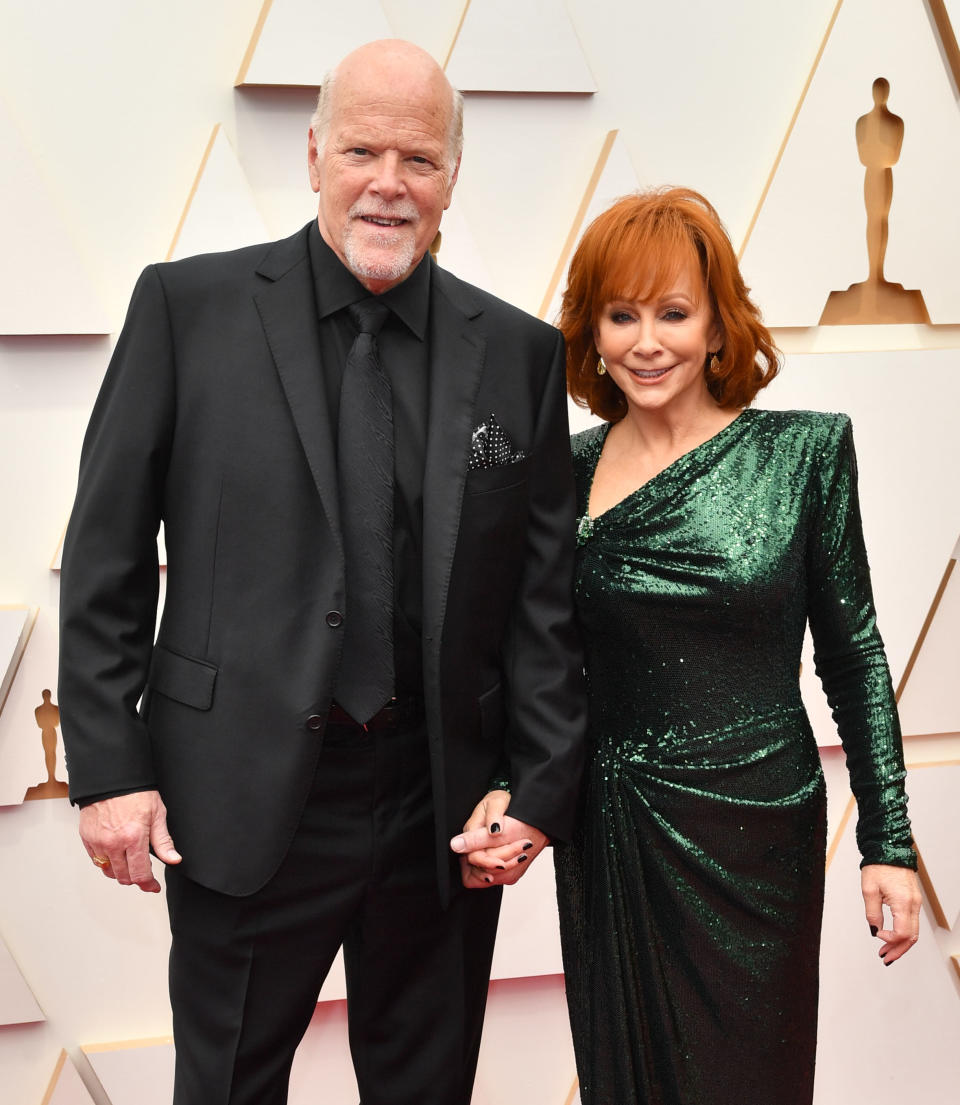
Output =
[
  {"x1": 820, "y1": 77, "x2": 930, "y2": 325},
  {"x1": 23, "y1": 688, "x2": 69, "y2": 800}
]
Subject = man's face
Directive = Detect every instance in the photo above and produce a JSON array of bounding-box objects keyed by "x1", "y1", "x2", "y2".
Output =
[{"x1": 309, "y1": 59, "x2": 459, "y2": 294}]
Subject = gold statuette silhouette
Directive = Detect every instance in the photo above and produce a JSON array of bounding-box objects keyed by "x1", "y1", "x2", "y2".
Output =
[
  {"x1": 820, "y1": 77, "x2": 929, "y2": 325},
  {"x1": 23, "y1": 688, "x2": 69, "y2": 800}
]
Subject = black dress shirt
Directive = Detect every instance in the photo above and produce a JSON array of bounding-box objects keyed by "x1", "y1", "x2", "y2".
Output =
[{"x1": 307, "y1": 223, "x2": 429, "y2": 698}]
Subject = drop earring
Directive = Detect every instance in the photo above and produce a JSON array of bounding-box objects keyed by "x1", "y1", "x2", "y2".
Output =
[{"x1": 597, "y1": 357, "x2": 607, "y2": 376}]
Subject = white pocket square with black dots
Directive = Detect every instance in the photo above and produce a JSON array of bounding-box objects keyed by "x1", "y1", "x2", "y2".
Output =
[{"x1": 467, "y1": 414, "x2": 526, "y2": 471}]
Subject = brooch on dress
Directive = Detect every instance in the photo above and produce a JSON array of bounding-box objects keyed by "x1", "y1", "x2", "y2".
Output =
[{"x1": 576, "y1": 514, "x2": 595, "y2": 546}]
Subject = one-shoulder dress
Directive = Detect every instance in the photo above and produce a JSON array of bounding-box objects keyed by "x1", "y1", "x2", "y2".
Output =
[{"x1": 555, "y1": 409, "x2": 915, "y2": 1105}]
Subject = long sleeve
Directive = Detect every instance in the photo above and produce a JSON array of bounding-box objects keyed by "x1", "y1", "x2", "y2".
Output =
[
  {"x1": 806, "y1": 416, "x2": 915, "y2": 869},
  {"x1": 58, "y1": 264, "x2": 174, "y2": 802}
]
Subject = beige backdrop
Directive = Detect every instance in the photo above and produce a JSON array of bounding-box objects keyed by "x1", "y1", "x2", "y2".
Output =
[{"x1": 1, "y1": 2, "x2": 958, "y2": 1103}]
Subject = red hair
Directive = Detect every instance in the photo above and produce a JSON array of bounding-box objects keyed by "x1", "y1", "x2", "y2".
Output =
[{"x1": 559, "y1": 187, "x2": 779, "y2": 421}]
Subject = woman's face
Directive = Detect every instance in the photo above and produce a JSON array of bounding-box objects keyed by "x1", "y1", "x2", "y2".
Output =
[{"x1": 593, "y1": 267, "x2": 721, "y2": 419}]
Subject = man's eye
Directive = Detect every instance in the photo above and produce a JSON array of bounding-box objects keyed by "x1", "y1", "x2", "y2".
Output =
[{"x1": 350, "y1": 148, "x2": 369, "y2": 156}]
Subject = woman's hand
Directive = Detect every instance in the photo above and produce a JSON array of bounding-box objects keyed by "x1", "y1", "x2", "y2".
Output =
[
  {"x1": 861, "y1": 863, "x2": 922, "y2": 964},
  {"x1": 450, "y1": 790, "x2": 546, "y2": 888}
]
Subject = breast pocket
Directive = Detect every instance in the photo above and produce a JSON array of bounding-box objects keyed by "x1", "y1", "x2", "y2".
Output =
[{"x1": 464, "y1": 456, "x2": 531, "y2": 496}]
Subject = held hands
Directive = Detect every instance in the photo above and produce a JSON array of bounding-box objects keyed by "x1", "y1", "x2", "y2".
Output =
[
  {"x1": 450, "y1": 789, "x2": 549, "y2": 889},
  {"x1": 861, "y1": 863, "x2": 922, "y2": 964},
  {"x1": 80, "y1": 790, "x2": 181, "y2": 893}
]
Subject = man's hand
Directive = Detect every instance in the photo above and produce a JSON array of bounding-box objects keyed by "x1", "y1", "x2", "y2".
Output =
[
  {"x1": 861, "y1": 863, "x2": 922, "y2": 964},
  {"x1": 450, "y1": 790, "x2": 549, "y2": 889},
  {"x1": 80, "y1": 790, "x2": 181, "y2": 894}
]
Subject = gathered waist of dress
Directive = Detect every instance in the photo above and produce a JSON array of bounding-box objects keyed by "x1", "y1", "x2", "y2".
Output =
[{"x1": 589, "y1": 699, "x2": 815, "y2": 767}]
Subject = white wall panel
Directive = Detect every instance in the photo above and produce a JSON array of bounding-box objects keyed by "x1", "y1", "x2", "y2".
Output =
[
  {"x1": 741, "y1": 0, "x2": 960, "y2": 326},
  {"x1": 1, "y1": 3, "x2": 957, "y2": 1103},
  {"x1": 446, "y1": 0, "x2": 596, "y2": 92},
  {"x1": 237, "y1": 0, "x2": 393, "y2": 86}
]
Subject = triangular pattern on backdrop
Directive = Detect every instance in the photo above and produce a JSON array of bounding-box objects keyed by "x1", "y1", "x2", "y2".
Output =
[
  {"x1": 0, "y1": 102, "x2": 110, "y2": 335},
  {"x1": 167, "y1": 126, "x2": 269, "y2": 262},
  {"x1": 817, "y1": 812, "x2": 960, "y2": 1100},
  {"x1": 0, "y1": 931, "x2": 44, "y2": 1025},
  {"x1": 41, "y1": 1050, "x2": 95, "y2": 1105},
  {"x1": 897, "y1": 537, "x2": 960, "y2": 737},
  {"x1": 0, "y1": 607, "x2": 37, "y2": 720},
  {"x1": 83, "y1": 1040, "x2": 174, "y2": 1105},
  {"x1": 445, "y1": 0, "x2": 595, "y2": 93},
  {"x1": 756, "y1": 350, "x2": 960, "y2": 740},
  {"x1": 235, "y1": 0, "x2": 393, "y2": 87},
  {"x1": 936, "y1": 0, "x2": 960, "y2": 83},
  {"x1": 539, "y1": 130, "x2": 641, "y2": 324},
  {"x1": 431, "y1": 198, "x2": 495, "y2": 293},
  {"x1": 906, "y1": 762, "x2": 960, "y2": 930},
  {"x1": 739, "y1": 0, "x2": 960, "y2": 326}
]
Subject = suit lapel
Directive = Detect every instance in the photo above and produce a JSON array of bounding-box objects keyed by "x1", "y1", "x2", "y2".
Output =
[
  {"x1": 422, "y1": 266, "x2": 486, "y2": 653},
  {"x1": 253, "y1": 226, "x2": 342, "y2": 551}
]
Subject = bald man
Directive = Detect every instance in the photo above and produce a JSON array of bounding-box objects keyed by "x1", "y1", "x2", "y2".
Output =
[{"x1": 59, "y1": 39, "x2": 585, "y2": 1105}]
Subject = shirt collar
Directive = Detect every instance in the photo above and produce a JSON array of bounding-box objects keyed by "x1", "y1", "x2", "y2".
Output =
[{"x1": 308, "y1": 220, "x2": 431, "y2": 339}]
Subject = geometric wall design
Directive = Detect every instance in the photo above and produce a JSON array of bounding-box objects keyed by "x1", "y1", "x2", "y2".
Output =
[
  {"x1": 740, "y1": 0, "x2": 960, "y2": 326},
  {"x1": 0, "y1": 606, "x2": 37, "y2": 719},
  {"x1": 445, "y1": 0, "x2": 596, "y2": 92},
  {"x1": 82, "y1": 1040, "x2": 174, "y2": 1105},
  {"x1": 166, "y1": 126, "x2": 269, "y2": 262},
  {"x1": 40, "y1": 1051, "x2": 95, "y2": 1105},
  {"x1": 0, "y1": 931, "x2": 44, "y2": 1025},
  {"x1": 433, "y1": 197, "x2": 495, "y2": 294},
  {"x1": 897, "y1": 539, "x2": 960, "y2": 738},
  {"x1": 0, "y1": 104, "x2": 110, "y2": 336},
  {"x1": 235, "y1": 0, "x2": 393, "y2": 87},
  {"x1": 4, "y1": 5, "x2": 959, "y2": 1105},
  {"x1": 906, "y1": 762, "x2": 960, "y2": 929},
  {"x1": 538, "y1": 130, "x2": 641, "y2": 325},
  {"x1": 0, "y1": 609, "x2": 67, "y2": 806},
  {"x1": 817, "y1": 809, "x2": 960, "y2": 1102},
  {"x1": 757, "y1": 350, "x2": 960, "y2": 746}
]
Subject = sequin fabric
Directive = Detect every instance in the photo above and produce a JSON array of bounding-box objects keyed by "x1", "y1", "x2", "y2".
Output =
[{"x1": 555, "y1": 409, "x2": 914, "y2": 1105}]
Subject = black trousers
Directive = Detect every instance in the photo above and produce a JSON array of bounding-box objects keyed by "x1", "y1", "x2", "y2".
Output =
[{"x1": 165, "y1": 719, "x2": 503, "y2": 1105}]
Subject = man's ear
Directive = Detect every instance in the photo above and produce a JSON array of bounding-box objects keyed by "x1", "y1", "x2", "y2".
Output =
[
  {"x1": 307, "y1": 129, "x2": 322, "y2": 193},
  {"x1": 443, "y1": 155, "x2": 462, "y2": 209}
]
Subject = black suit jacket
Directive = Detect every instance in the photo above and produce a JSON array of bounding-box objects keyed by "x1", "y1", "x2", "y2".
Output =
[{"x1": 59, "y1": 223, "x2": 586, "y2": 900}]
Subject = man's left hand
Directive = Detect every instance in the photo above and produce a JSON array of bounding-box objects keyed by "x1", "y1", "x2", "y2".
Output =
[{"x1": 450, "y1": 790, "x2": 549, "y2": 889}]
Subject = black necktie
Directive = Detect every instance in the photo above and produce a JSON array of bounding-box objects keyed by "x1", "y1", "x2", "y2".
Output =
[{"x1": 334, "y1": 298, "x2": 394, "y2": 723}]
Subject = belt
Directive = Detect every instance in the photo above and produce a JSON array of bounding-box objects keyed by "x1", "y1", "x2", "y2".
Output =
[{"x1": 327, "y1": 695, "x2": 424, "y2": 731}]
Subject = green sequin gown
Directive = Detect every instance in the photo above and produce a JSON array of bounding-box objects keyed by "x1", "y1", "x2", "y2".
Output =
[{"x1": 555, "y1": 409, "x2": 915, "y2": 1105}]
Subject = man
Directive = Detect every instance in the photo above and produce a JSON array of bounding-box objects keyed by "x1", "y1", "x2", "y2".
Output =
[{"x1": 59, "y1": 39, "x2": 585, "y2": 1105}]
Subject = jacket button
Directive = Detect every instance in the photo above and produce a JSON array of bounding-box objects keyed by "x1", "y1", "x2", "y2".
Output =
[
  {"x1": 325, "y1": 610, "x2": 343, "y2": 627},
  {"x1": 306, "y1": 715, "x2": 324, "y2": 731}
]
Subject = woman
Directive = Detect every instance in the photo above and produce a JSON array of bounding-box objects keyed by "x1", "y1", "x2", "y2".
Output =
[{"x1": 552, "y1": 188, "x2": 921, "y2": 1104}]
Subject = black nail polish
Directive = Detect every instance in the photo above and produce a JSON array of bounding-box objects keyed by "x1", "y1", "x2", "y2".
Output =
[
  {"x1": 869, "y1": 925, "x2": 878, "y2": 937},
  {"x1": 490, "y1": 822, "x2": 501, "y2": 834},
  {"x1": 497, "y1": 865, "x2": 506, "y2": 870},
  {"x1": 484, "y1": 875, "x2": 493, "y2": 884},
  {"x1": 522, "y1": 842, "x2": 533, "y2": 851},
  {"x1": 517, "y1": 854, "x2": 527, "y2": 863}
]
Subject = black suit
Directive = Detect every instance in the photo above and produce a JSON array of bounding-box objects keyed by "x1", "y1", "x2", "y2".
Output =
[{"x1": 59, "y1": 223, "x2": 586, "y2": 1102}]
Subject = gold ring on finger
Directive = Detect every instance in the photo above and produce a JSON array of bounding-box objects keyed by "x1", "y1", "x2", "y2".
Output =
[{"x1": 92, "y1": 855, "x2": 110, "y2": 867}]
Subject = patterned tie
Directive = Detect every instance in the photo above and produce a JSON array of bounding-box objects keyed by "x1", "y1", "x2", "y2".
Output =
[{"x1": 334, "y1": 298, "x2": 394, "y2": 724}]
